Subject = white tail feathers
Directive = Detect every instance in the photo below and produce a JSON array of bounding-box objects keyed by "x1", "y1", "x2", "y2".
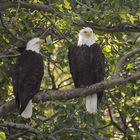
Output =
[
  {"x1": 21, "y1": 100, "x2": 32, "y2": 118},
  {"x1": 85, "y1": 94, "x2": 97, "y2": 114}
]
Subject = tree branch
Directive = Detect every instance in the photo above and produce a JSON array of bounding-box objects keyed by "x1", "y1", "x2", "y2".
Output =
[
  {"x1": 50, "y1": 127, "x2": 103, "y2": 140},
  {"x1": 0, "y1": 2, "x2": 61, "y2": 17},
  {"x1": 0, "y1": 121, "x2": 40, "y2": 134},
  {"x1": 0, "y1": 70, "x2": 140, "y2": 115},
  {"x1": 47, "y1": 61, "x2": 57, "y2": 90},
  {"x1": 130, "y1": 119, "x2": 140, "y2": 132},
  {"x1": 108, "y1": 106, "x2": 125, "y2": 133},
  {"x1": 75, "y1": 21, "x2": 140, "y2": 33},
  {"x1": 108, "y1": 106, "x2": 132, "y2": 140},
  {"x1": 113, "y1": 48, "x2": 140, "y2": 78},
  {"x1": 0, "y1": 121, "x2": 102, "y2": 140},
  {"x1": 0, "y1": 54, "x2": 20, "y2": 59},
  {"x1": 6, "y1": 112, "x2": 59, "y2": 139}
]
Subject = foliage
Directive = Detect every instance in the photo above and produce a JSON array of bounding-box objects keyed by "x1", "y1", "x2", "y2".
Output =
[{"x1": 0, "y1": 0, "x2": 140, "y2": 140}]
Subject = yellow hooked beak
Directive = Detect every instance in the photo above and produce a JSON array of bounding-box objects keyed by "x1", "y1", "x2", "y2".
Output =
[{"x1": 85, "y1": 32, "x2": 91, "y2": 37}]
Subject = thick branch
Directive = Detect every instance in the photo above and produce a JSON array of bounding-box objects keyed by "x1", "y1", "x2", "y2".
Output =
[
  {"x1": 0, "y1": 71, "x2": 140, "y2": 115},
  {"x1": 113, "y1": 48, "x2": 140, "y2": 78},
  {"x1": 75, "y1": 21, "x2": 140, "y2": 33},
  {"x1": 0, "y1": 2, "x2": 61, "y2": 17}
]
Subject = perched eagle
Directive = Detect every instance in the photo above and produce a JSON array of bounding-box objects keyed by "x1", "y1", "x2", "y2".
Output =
[
  {"x1": 12, "y1": 38, "x2": 44, "y2": 118},
  {"x1": 68, "y1": 27, "x2": 105, "y2": 113}
]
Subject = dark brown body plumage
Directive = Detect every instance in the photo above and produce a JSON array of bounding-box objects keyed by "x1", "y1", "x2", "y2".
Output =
[
  {"x1": 68, "y1": 43, "x2": 105, "y2": 101},
  {"x1": 12, "y1": 50, "x2": 44, "y2": 114}
]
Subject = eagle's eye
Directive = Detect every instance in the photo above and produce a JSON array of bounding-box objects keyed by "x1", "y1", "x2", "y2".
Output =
[{"x1": 84, "y1": 31, "x2": 87, "y2": 33}]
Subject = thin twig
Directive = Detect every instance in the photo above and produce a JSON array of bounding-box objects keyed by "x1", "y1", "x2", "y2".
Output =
[
  {"x1": 47, "y1": 61, "x2": 57, "y2": 89},
  {"x1": 0, "y1": 54, "x2": 20, "y2": 59}
]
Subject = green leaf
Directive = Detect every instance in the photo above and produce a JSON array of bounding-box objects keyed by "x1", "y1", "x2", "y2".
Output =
[
  {"x1": 0, "y1": 132, "x2": 6, "y2": 140},
  {"x1": 58, "y1": 4, "x2": 63, "y2": 12},
  {"x1": 64, "y1": 0, "x2": 71, "y2": 10},
  {"x1": 126, "y1": 63, "x2": 135, "y2": 69},
  {"x1": 46, "y1": 35, "x2": 53, "y2": 45}
]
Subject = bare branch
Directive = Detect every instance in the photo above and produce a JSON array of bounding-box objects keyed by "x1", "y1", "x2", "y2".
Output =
[
  {"x1": 97, "y1": 123, "x2": 112, "y2": 130},
  {"x1": 117, "y1": 109, "x2": 127, "y2": 131},
  {"x1": 47, "y1": 61, "x2": 57, "y2": 90},
  {"x1": 130, "y1": 119, "x2": 140, "y2": 132},
  {"x1": 58, "y1": 77, "x2": 72, "y2": 88},
  {"x1": 113, "y1": 48, "x2": 140, "y2": 78},
  {"x1": 0, "y1": 70, "x2": 140, "y2": 115}
]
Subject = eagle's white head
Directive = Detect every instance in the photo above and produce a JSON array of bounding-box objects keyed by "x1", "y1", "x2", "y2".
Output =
[
  {"x1": 26, "y1": 38, "x2": 44, "y2": 53},
  {"x1": 77, "y1": 27, "x2": 95, "y2": 47}
]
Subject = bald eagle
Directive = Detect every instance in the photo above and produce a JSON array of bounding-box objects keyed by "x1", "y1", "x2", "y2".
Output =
[
  {"x1": 12, "y1": 38, "x2": 44, "y2": 118},
  {"x1": 68, "y1": 27, "x2": 105, "y2": 113}
]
